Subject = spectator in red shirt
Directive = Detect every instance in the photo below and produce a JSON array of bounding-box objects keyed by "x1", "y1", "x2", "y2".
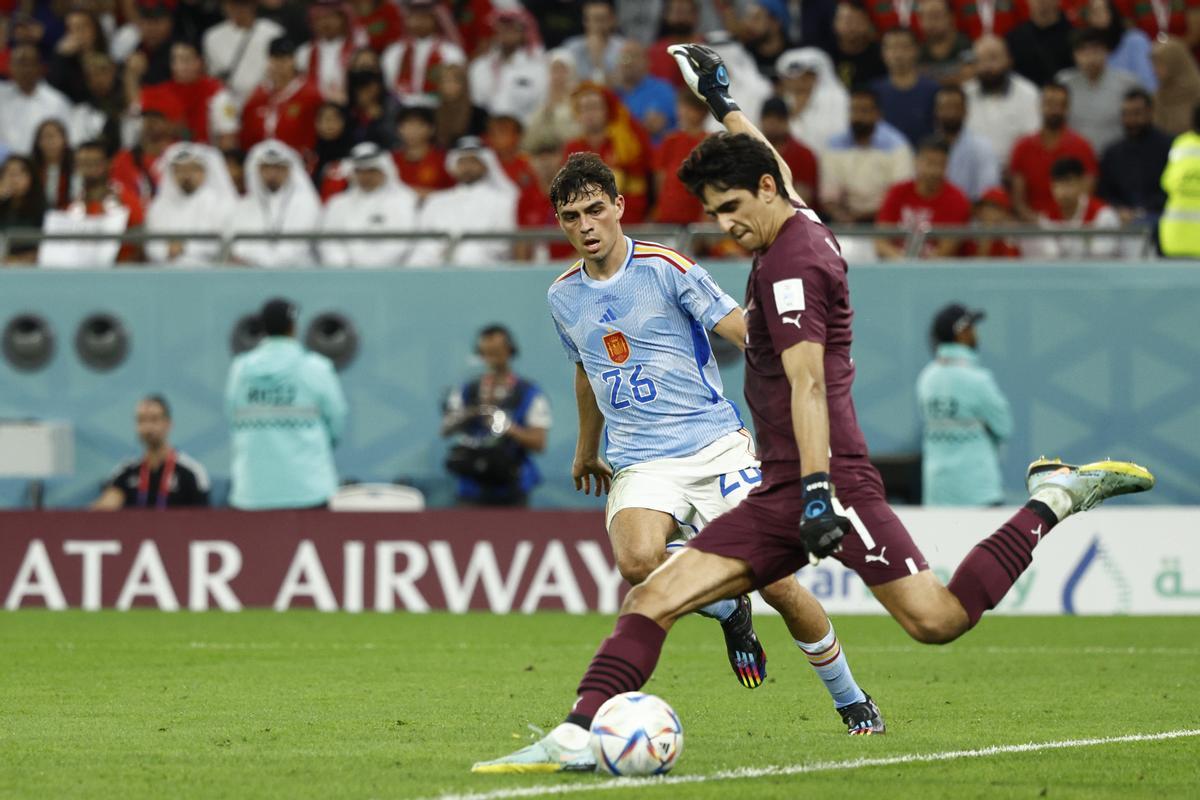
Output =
[
  {"x1": 351, "y1": 0, "x2": 405, "y2": 54},
  {"x1": 647, "y1": 0, "x2": 702, "y2": 89},
  {"x1": 653, "y1": 88, "x2": 709, "y2": 224},
  {"x1": 392, "y1": 103, "x2": 454, "y2": 198},
  {"x1": 487, "y1": 114, "x2": 552, "y2": 260},
  {"x1": 864, "y1": 0, "x2": 922, "y2": 36},
  {"x1": 240, "y1": 37, "x2": 324, "y2": 155},
  {"x1": 876, "y1": 135, "x2": 972, "y2": 258},
  {"x1": 564, "y1": 82, "x2": 653, "y2": 223},
  {"x1": 1009, "y1": 82, "x2": 1098, "y2": 220},
  {"x1": 137, "y1": 42, "x2": 235, "y2": 145},
  {"x1": 1116, "y1": 0, "x2": 1200, "y2": 48},
  {"x1": 111, "y1": 110, "x2": 176, "y2": 204},
  {"x1": 759, "y1": 96, "x2": 820, "y2": 209},
  {"x1": 962, "y1": 186, "x2": 1023, "y2": 257},
  {"x1": 73, "y1": 139, "x2": 145, "y2": 263},
  {"x1": 952, "y1": 0, "x2": 1029, "y2": 39}
]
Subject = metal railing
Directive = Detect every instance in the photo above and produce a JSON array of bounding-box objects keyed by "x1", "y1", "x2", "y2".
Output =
[{"x1": 0, "y1": 222, "x2": 1163, "y2": 266}]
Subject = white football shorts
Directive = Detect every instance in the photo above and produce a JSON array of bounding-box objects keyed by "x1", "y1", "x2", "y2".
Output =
[{"x1": 605, "y1": 429, "x2": 763, "y2": 539}]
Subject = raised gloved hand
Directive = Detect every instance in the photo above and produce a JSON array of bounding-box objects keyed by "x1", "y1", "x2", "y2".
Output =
[
  {"x1": 668, "y1": 43, "x2": 741, "y2": 122},
  {"x1": 798, "y1": 472, "x2": 850, "y2": 566}
]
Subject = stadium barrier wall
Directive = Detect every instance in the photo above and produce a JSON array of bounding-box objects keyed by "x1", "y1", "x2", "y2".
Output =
[
  {"x1": 3, "y1": 508, "x2": 1198, "y2": 615},
  {"x1": 2, "y1": 263, "x2": 1198, "y2": 509}
]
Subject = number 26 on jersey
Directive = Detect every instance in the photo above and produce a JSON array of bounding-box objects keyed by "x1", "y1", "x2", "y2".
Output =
[{"x1": 601, "y1": 365, "x2": 658, "y2": 409}]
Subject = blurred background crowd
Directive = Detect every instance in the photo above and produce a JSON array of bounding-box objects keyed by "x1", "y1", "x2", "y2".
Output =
[{"x1": 1, "y1": 0, "x2": 1199, "y2": 266}]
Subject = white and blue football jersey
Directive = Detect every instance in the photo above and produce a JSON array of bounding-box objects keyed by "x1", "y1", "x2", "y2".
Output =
[{"x1": 547, "y1": 237, "x2": 743, "y2": 471}]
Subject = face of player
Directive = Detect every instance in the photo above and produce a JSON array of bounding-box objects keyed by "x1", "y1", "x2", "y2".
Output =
[
  {"x1": 170, "y1": 43, "x2": 203, "y2": 84},
  {"x1": 136, "y1": 400, "x2": 171, "y2": 451},
  {"x1": 700, "y1": 179, "x2": 782, "y2": 252},
  {"x1": 173, "y1": 161, "x2": 207, "y2": 195},
  {"x1": 477, "y1": 332, "x2": 513, "y2": 374},
  {"x1": 259, "y1": 162, "x2": 290, "y2": 193},
  {"x1": 556, "y1": 187, "x2": 626, "y2": 263}
]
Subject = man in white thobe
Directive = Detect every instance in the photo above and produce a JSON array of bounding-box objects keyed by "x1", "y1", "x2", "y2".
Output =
[
  {"x1": 319, "y1": 142, "x2": 421, "y2": 268},
  {"x1": 145, "y1": 143, "x2": 237, "y2": 265},
  {"x1": 230, "y1": 139, "x2": 321, "y2": 267},
  {"x1": 410, "y1": 136, "x2": 518, "y2": 267}
]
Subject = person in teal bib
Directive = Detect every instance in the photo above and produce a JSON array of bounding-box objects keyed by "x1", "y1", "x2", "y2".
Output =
[
  {"x1": 225, "y1": 298, "x2": 348, "y2": 509},
  {"x1": 916, "y1": 303, "x2": 1013, "y2": 506}
]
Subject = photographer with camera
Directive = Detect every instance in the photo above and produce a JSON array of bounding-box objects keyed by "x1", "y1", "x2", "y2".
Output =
[{"x1": 442, "y1": 325, "x2": 551, "y2": 507}]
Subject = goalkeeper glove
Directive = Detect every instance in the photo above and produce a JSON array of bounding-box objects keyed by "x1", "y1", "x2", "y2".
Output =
[
  {"x1": 668, "y1": 43, "x2": 740, "y2": 122},
  {"x1": 798, "y1": 472, "x2": 850, "y2": 566}
]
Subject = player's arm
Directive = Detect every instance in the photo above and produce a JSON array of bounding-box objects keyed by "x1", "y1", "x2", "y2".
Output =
[
  {"x1": 572, "y1": 362, "x2": 613, "y2": 495},
  {"x1": 781, "y1": 341, "x2": 850, "y2": 564},
  {"x1": 711, "y1": 307, "x2": 747, "y2": 351},
  {"x1": 669, "y1": 43, "x2": 795, "y2": 200}
]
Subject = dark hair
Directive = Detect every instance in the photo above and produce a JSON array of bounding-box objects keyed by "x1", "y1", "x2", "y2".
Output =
[
  {"x1": 141, "y1": 394, "x2": 172, "y2": 419},
  {"x1": 1124, "y1": 87, "x2": 1153, "y2": 107},
  {"x1": 397, "y1": 104, "x2": 436, "y2": 126},
  {"x1": 30, "y1": 118, "x2": 74, "y2": 198},
  {"x1": 478, "y1": 324, "x2": 518, "y2": 357},
  {"x1": 760, "y1": 95, "x2": 790, "y2": 120},
  {"x1": 677, "y1": 132, "x2": 786, "y2": 200},
  {"x1": 549, "y1": 152, "x2": 619, "y2": 208},
  {"x1": 1070, "y1": 26, "x2": 1110, "y2": 52},
  {"x1": 66, "y1": 9, "x2": 109, "y2": 54},
  {"x1": 0, "y1": 155, "x2": 46, "y2": 221},
  {"x1": 916, "y1": 135, "x2": 951, "y2": 155},
  {"x1": 935, "y1": 84, "x2": 966, "y2": 103},
  {"x1": 1082, "y1": 0, "x2": 1124, "y2": 51},
  {"x1": 1049, "y1": 157, "x2": 1086, "y2": 181},
  {"x1": 1043, "y1": 81, "x2": 1070, "y2": 100},
  {"x1": 849, "y1": 84, "x2": 879, "y2": 105},
  {"x1": 881, "y1": 26, "x2": 918, "y2": 45},
  {"x1": 75, "y1": 139, "x2": 108, "y2": 157}
]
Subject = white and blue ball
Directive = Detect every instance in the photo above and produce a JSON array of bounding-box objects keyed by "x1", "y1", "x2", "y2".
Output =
[{"x1": 589, "y1": 692, "x2": 683, "y2": 776}]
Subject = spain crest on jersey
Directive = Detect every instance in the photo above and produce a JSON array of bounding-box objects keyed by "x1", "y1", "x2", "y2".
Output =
[{"x1": 603, "y1": 330, "x2": 631, "y2": 364}]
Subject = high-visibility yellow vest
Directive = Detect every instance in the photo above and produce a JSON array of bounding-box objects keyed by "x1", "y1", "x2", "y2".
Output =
[{"x1": 1160, "y1": 130, "x2": 1200, "y2": 258}]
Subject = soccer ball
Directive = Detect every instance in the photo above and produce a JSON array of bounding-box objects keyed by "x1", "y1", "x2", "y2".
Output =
[{"x1": 589, "y1": 692, "x2": 683, "y2": 776}]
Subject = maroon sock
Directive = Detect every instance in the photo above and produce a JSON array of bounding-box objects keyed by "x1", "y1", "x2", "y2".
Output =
[
  {"x1": 948, "y1": 502, "x2": 1058, "y2": 628},
  {"x1": 564, "y1": 613, "x2": 667, "y2": 729}
]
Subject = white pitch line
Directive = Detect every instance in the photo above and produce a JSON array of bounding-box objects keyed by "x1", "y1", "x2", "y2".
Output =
[{"x1": 429, "y1": 729, "x2": 1200, "y2": 800}]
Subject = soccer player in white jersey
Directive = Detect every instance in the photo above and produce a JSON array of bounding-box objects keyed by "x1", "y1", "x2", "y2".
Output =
[{"x1": 471, "y1": 154, "x2": 883, "y2": 775}]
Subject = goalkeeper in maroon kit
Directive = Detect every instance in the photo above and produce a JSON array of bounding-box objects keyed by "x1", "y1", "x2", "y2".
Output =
[{"x1": 472, "y1": 43, "x2": 1154, "y2": 773}]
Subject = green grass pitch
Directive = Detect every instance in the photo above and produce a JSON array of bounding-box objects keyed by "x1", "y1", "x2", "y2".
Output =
[{"x1": 2, "y1": 611, "x2": 1197, "y2": 799}]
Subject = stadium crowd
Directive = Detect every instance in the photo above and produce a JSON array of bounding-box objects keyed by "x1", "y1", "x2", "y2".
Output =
[{"x1": 1, "y1": 0, "x2": 1198, "y2": 266}]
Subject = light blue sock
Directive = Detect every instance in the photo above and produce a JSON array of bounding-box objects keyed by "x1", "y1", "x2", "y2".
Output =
[
  {"x1": 796, "y1": 624, "x2": 867, "y2": 709},
  {"x1": 696, "y1": 598, "x2": 738, "y2": 621}
]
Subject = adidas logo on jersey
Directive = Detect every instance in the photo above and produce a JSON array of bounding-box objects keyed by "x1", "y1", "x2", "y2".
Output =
[{"x1": 599, "y1": 308, "x2": 618, "y2": 324}]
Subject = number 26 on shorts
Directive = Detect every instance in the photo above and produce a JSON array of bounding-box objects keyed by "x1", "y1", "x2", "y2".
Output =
[{"x1": 601, "y1": 365, "x2": 658, "y2": 409}]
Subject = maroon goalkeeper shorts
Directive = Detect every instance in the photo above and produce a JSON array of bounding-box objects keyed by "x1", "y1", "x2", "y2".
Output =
[{"x1": 686, "y1": 466, "x2": 929, "y2": 589}]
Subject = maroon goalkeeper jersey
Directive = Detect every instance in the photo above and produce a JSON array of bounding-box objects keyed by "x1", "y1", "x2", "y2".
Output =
[{"x1": 743, "y1": 205, "x2": 870, "y2": 476}]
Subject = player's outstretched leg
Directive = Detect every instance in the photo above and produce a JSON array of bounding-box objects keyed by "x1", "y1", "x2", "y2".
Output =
[
  {"x1": 471, "y1": 548, "x2": 755, "y2": 774},
  {"x1": 759, "y1": 577, "x2": 885, "y2": 734}
]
